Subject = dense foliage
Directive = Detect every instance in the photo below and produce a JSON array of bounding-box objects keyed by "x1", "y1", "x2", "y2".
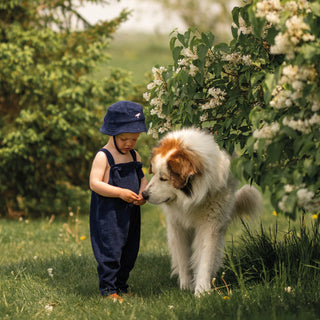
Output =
[
  {"x1": 144, "y1": 0, "x2": 320, "y2": 219},
  {"x1": 0, "y1": 0, "x2": 133, "y2": 217}
]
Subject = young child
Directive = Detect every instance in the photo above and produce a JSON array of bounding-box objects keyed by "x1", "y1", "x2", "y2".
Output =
[{"x1": 89, "y1": 101, "x2": 148, "y2": 302}]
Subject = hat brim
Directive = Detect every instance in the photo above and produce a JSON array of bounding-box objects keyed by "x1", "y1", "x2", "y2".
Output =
[{"x1": 100, "y1": 121, "x2": 148, "y2": 136}]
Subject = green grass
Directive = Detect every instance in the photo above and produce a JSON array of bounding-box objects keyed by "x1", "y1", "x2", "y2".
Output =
[
  {"x1": 1, "y1": 202, "x2": 320, "y2": 319},
  {"x1": 96, "y1": 32, "x2": 173, "y2": 84}
]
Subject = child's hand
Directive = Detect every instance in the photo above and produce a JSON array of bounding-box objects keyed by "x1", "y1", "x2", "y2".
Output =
[
  {"x1": 133, "y1": 195, "x2": 146, "y2": 206},
  {"x1": 119, "y1": 189, "x2": 140, "y2": 204}
]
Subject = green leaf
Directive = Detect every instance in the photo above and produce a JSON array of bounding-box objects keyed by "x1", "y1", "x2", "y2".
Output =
[
  {"x1": 177, "y1": 30, "x2": 191, "y2": 47},
  {"x1": 170, "y1": 36, "x2": 177, "y2": 51},
  {"x1": 201, "y1": 32, "x2": 214, "y2": 48},
  {"x1": 248, "y1": 4, "x2": 265, "y2": 38},
  {"x1": 215, "y1": 43, "x2": 230, "y2": 53},
  {"x1": 267, "y1": 142, "x2": 282, "y2": 163},
  {"x1": 172, "y1": 46, "x2": 183, "y2": 64},
  {"x1": 299, "y1": 43, "x2": 320, "y2": 60},
  {"x1": 197, "y1": 44, "x2": 209, "y2": 61},
  {"x1": 232, "y1": 6, "x2": 240, "y2": 26},
  {"x1": 284, "y1": 192, "x2": 297, "y2": 214},
  {"x1": 231, "y1": 26, "x2": 238, "y2": 40},
  {"x1": 263, "y1": 72, "x2": 278, "y2": 103},
  {"x1": 304, "y1": 158, "x2": 314, "y2": 176},
  {"x1": 309, "y1": 1, "x2": 320, "y2": 16},
  {"x1": 265, "y1": 26, "x2": 278, "y2": 45}
]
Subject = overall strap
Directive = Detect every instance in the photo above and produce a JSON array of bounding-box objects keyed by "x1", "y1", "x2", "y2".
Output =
[
  {"x1": 130, "y1": 149, "x2": 137, "y2": 161},
  {"x1": 99, "y1": 148, "x2": 115, "y2": 166}
]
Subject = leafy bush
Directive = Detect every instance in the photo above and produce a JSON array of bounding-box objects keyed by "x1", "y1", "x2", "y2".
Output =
[
  {"x1": 0, "y1": 1, "x2": 134, "y2": 217},
  {"x1": 144, "y1": 0, "x2": 320, "y2": 219}
]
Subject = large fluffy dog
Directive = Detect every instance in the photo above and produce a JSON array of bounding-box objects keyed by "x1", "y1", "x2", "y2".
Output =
[{"x1": 142, "y1": 128, "x2": 262, "y2": 295}]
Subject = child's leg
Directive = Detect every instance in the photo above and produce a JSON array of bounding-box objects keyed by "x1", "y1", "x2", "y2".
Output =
[
  {"x1": 116, "y1": 207, "x2": 141, "y2": 293},
  {"x1": 90, "y1": 201, "x2": 130, "y2": 296}
]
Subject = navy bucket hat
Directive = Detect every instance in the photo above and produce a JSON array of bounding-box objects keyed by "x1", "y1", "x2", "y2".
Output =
[{"x1": 100, "y1": 101, "x2": 147, "y2": 136}]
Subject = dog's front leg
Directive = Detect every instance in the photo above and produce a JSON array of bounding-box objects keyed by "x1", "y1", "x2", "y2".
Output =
[
  {"x1": 166, "y1": 216, "x2": 193, "y2": 290},
  {"x1": 192, "y1": 224, "x2": 226, "y2": 296}
]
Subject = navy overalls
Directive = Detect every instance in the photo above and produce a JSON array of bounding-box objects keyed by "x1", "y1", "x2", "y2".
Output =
[{"x1": 90, "y1": 148, "x2": 144, "y2": 296}]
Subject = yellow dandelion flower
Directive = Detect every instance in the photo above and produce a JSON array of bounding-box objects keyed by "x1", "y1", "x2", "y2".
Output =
[
  {"x1": 223, "y1": 296, "x2": 230, "y2": 300},
  {"x1": 312, "y1": 214, "x2": 318, "y2": 220},
  {"x1": 80, "y1": 236, "x2": 87, "y2": 241},
  {"x1": 272, "y1": 211, "x2": 278, "y2": 216}
]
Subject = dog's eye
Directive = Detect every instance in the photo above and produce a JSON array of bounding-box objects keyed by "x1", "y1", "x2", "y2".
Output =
[{"x1": 160, "y1": 176, "x2": 168, "y2": 182}]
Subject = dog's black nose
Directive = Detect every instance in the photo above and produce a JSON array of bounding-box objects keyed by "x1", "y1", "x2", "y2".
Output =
[{"x1": 142, "y1": 190, "x2": 149, "y2": 200}]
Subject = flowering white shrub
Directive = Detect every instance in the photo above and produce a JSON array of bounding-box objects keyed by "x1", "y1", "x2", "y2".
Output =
[{"x1": 144, "y1": 0, "x2": 320, "y2": 219}]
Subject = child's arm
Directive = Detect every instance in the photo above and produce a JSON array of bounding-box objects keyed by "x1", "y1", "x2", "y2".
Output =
[
  {"x1": 139, "y1": 176, "x2": 148, "y2": 196},
  {"x1": 133, "y1": 175, "x2": 148, "y2": 206},
  {"x1": 133, "y1": 152, "x2": 149, "y2": 206},
  {"x1": 89, "y1": 151, "x2": 140, "y2": 203}
]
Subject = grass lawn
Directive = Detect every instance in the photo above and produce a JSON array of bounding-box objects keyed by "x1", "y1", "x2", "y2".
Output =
[
  {"x1": 0, "y1": 201, "x2": 319, "y2": 319},
  {"x1": 95, "y1": 32, "x2": 173, "y2": 84}
]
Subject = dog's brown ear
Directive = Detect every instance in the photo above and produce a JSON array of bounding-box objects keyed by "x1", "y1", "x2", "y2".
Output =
[
  {"x1": 167, "y1": 149, "x2": 203, "y2": 189},
  {"x1": 148, "y1": 162, "x2": 153, "y2": 174}
]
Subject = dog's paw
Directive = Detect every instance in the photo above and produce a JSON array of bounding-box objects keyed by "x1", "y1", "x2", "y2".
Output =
[
  {"x1": 194, "y1": 282, "x2": 211, "y2": 297},
  {"x1": 194, "y1": 288, "x2": 212, "y2": 298},
  {"x1": 179, "y1": 275, "x2": 193, "y2": 291}
]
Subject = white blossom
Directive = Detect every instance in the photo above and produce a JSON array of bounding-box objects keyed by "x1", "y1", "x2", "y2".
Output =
[
  {"x1": 266, "y1": 11, "x2": 280, "y2": 24},
  {"x1": 200, "y1": 112, "x2": 208, "y2": 122},
  {"x1": 178, "y1": 58, "x2": 189, "y2": 67},
  {"x1": 143, "y1": 92, "x2": 151, "y2": 102},
  {"x1": 150, "y1": 97, "x2": 163, "y2": 108},
  {"x1": 148, "y1": 126, "x2": 159, "y2": 139},
  {"x1": 285, "y1": 286, "x2": 293, "y2": 293},
  {"x1": 222, "y1": 52, "x2": 252, "y2": 66},
  {"x1": 201, "y1": 88, "x2": 226, "y2": 110},
  {"x1": 270, "y1": 33, "x2": 295, "y2": 59},
  {"x1": 310, "y1": 96, "x2": 320, "y2": 112},
  {"x1": 181, "y1": 47, "x2": 198, "y2": 60},
  {"x1": 189, "y1": 64, "x2": 199, "y2": 76},
  {"x1": 256, "y1": 0, "x2": 282, "y2": 20},
  {"x1": 270, "y1": 90, "x2": 292, "y2": 109},
  {"x1": 282, "y1": 114, "x2": 320, "y2": 133},
  {"x1": 253, "y1": 122, "x2": 280, "y2": 139},
  {"x1": 282, "y1": 65, "x2": 298, "y2": 78},
  {"x1": 296, "y1": 188, "x2": 319, "y2": 212},
  {"x1": 242, "y1": 55, "x2": 253, "y2": 66},
  {"x1": 147, "y1": 82, "x2": 156, "y2": 90},
  {"x1": 237, "y1": 16, "x2": 253, "y2": 35},
  {"x1": 278, "y1": 195, "x2": 289, "y2": 213},
  {"x1": 284, "y1": 185, "x2": 295, "y2": 193},
  {"x1": 282, "y1": 117, "x2": 308, "y2": 133},
  {"x1": 270, "y1": 64, "x2": 317, "y2": 110},
  {"x1": 309, "y1": 113, "x2": 320, "y2": 126},
  {"x1": 152, "y1": 66, "x2": 167, "y2": 80},
  {"x1": 45, "y1": 304, "x2": 53, "y2": 314},
  {"x1": 208, "y1": 87, "x2": 226, "y2": 98},
  {"x1": 47, "y1": 268, "x2": 53, "y2": 279},
  {"x1": 297, "y1": 188, "x2": 314, "y2": 205},
  {"x1": 302, "y1": 34, "x2": 315, "y2": 42}
]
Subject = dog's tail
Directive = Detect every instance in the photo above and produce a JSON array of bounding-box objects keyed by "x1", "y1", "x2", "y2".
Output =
[{"x1": 233, "y1": 185, "x2": 263, "y2": 219}]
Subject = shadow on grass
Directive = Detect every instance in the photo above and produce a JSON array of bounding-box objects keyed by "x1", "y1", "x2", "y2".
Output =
[
  {"x1": 131, "y1": 252, "x2": 176, "y2": 297},
  {"x1": 2, "y1": 251, "x2": 174, "y2": 299}
]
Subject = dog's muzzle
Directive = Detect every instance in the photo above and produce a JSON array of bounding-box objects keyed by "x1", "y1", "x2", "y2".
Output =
[{"x1": 142, "y1": 190, "x2": 149, "y2": 200}]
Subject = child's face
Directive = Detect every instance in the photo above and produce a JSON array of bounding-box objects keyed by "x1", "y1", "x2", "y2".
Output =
[{"x1": 115, "y1": 132, "x2": 141, "y2": 154}]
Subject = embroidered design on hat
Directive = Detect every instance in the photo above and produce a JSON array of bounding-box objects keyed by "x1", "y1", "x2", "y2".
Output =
[{"x1": 135, "y1": 113, "x2": 141, "y2": 119}]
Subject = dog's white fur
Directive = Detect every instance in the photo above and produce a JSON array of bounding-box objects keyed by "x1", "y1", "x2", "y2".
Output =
[{"x1": 142, "y1": 128, "x2": 263, "y2": 296}]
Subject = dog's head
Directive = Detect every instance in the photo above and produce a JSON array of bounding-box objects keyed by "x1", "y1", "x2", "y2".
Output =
[{"x1": 142, "y1": 136, "x2": 203, "y2": 204}]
